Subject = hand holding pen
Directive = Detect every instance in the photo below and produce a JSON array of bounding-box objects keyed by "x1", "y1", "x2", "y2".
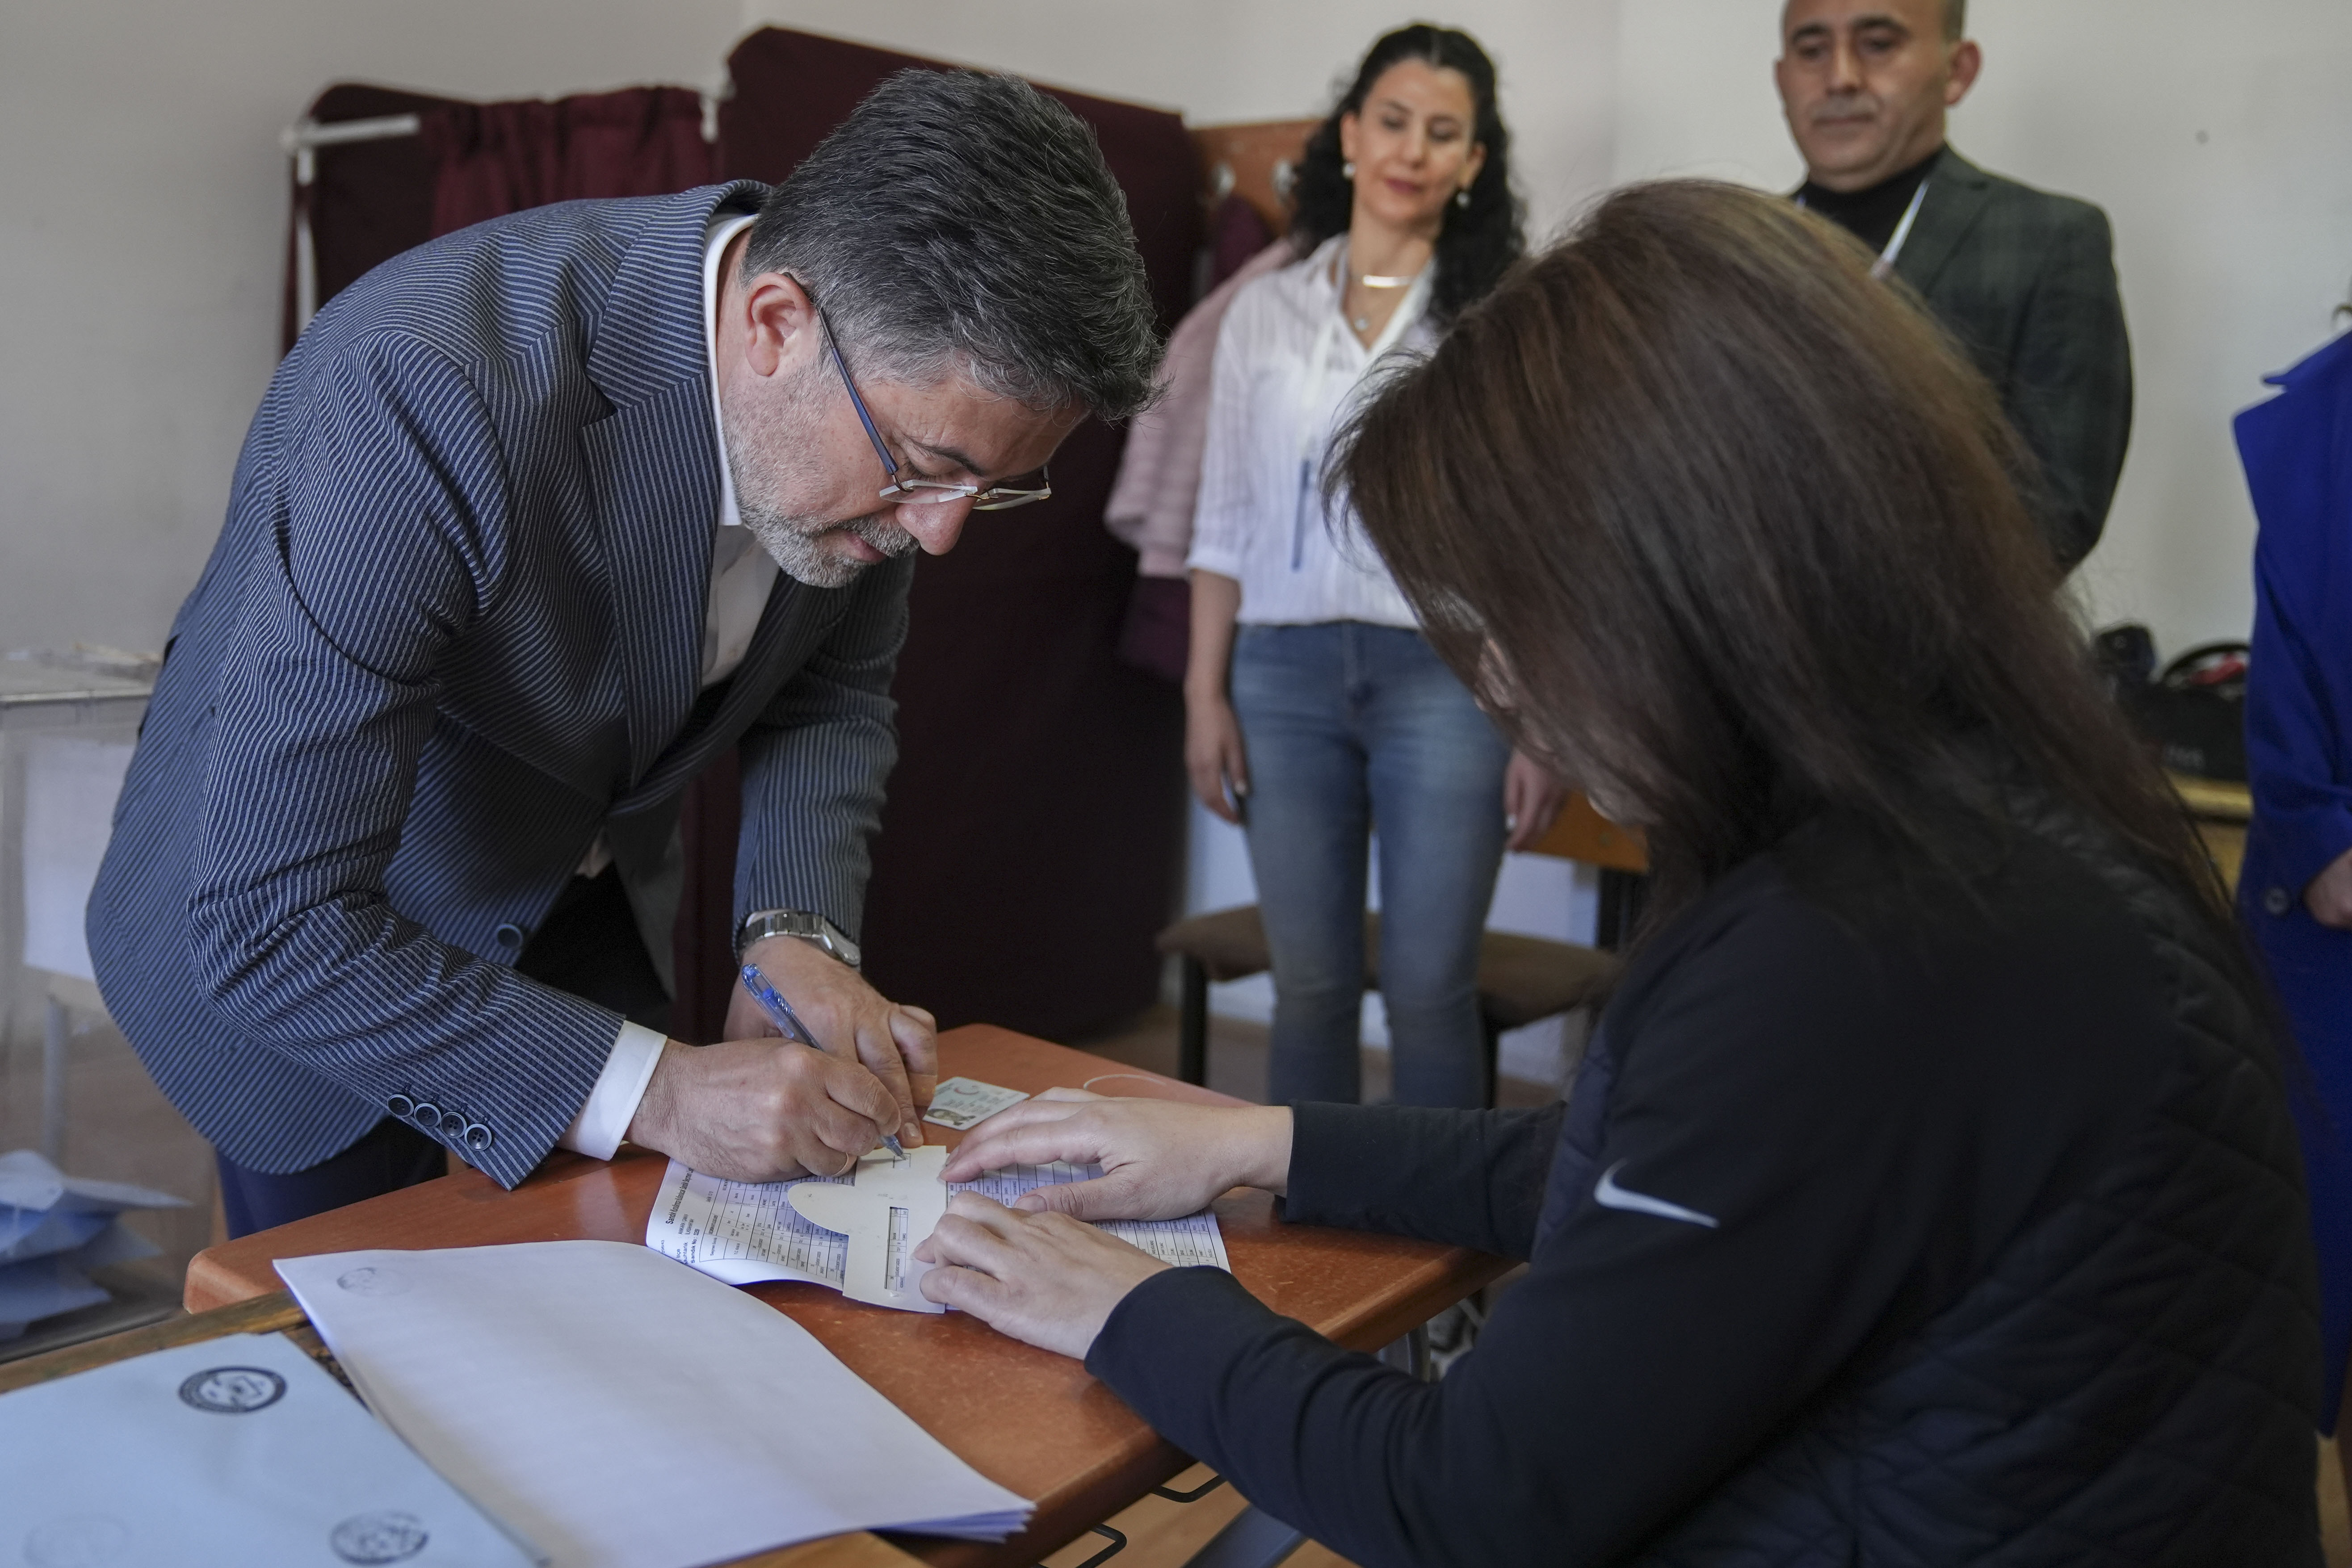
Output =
[{"x1": 742, "y1": 961, "x2": 906, "y2": 1159}]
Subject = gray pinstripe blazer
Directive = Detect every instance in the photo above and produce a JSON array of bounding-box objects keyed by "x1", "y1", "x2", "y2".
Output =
[{"x1": 86, "y1": 182, "x2": 912, "y2": 1188}]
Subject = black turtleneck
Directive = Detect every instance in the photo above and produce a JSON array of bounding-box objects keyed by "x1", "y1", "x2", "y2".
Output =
[{"x1": 1797, "y1": 145, "x2": 1943, "y2": 255}]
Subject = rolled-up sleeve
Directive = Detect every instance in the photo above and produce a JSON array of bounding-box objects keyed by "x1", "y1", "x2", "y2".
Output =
[{"x1": 1185, "y1": 296, "x2": 1265, "y2": 584}]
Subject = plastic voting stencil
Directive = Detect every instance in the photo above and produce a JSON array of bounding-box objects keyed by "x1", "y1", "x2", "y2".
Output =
[
  {"x1": 0, "y1": 1330, "x2": 537, "y2": 1567},
  {"x1": 783, "y1": 1145, "x2": 950, "y2": 1312},
  {"x1": 648, "y1": 1148, "x2": 1231, "y2": 1314}
]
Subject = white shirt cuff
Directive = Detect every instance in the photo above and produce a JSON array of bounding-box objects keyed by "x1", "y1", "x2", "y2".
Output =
[
  {"x1": 559, "y1": 1021, "x2": 668, "y2": 1160},
  {"x1": 1185, "y1": 542, "x2": 1244, "y2": 580}
]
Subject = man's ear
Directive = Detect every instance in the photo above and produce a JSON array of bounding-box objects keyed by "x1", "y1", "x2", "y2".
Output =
[
  {"x1": 1945, "y1": 39, "x2": 1983, "y2": 105},
  {"x1": 742, "y1": 271, "x2": 819, "y2": 380}
]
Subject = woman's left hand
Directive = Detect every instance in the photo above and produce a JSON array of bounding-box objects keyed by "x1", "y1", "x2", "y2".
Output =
[
  {"x1": 1503, "y1": 749, "x2": 1567, "y2": 852},
  {"x1": 915, "y1": 1192, "x2": 1170, "y2": 1359}
]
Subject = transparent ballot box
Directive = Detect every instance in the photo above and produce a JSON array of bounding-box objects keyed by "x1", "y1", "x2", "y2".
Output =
[{"x1": 0, "y1": 656, "x2": 203, "y2": 1354}]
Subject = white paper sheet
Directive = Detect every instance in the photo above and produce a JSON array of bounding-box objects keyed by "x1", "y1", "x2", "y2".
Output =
[
  {"x1": 0, "y1": 1330, "x2": 538, "y2": 1567},
  {"x1": 649, "y1": 1154, "x2": 1232, "y2": 1303},
  {"x1": 277, "y1": 1241, "x2": 1031, "y2": 1568}
]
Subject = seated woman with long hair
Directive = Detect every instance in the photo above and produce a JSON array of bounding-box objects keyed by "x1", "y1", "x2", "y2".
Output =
[{"x1": 914, "y1": 182, "x2": 2323, "y2": 1564}]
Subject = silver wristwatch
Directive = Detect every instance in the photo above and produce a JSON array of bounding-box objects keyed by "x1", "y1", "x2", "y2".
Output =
[{"x1": 735, "y1": 909, "x2": 862, "y2": 970}]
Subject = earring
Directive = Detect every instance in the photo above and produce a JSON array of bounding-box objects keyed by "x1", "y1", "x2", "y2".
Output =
[
  {"x1": 1343, "y1": 161, "x2": 1356, "y2": 180},
  {"x1": 1455, "y1": 187, "x2": 1471, "y2": 209}
]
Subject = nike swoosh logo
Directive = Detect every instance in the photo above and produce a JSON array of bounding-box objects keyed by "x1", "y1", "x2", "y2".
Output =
[{"x1": 1593, "y1": 1160, "x2": 1720, "y2": 1229}]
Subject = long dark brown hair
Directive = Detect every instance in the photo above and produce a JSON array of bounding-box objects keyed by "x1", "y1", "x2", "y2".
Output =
[{"x1": 1340, "y1": 180, "x2": 2220, "y2": 931}]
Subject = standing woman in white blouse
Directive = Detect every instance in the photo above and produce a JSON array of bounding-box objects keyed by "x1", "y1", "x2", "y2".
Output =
[{"x1": 1185, "y1": 25, "x2": 1560, "y2": 1107}]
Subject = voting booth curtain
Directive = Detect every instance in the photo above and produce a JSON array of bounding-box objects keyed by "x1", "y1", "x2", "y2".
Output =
[{"x1": 281, "y1": 28, "x2": 1195, "y2": 1046}]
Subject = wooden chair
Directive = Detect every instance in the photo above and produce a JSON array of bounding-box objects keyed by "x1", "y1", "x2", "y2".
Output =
[{"x1": 1156, "y1": 795, "x2": 1647, "y2": 1100}]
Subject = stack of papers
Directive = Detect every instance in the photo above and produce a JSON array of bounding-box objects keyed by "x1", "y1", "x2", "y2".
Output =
[
  {"x1": 278, "y1": 1241, "x2": 1032, "y2": 1568},
  {"x1": 0, "y1": 1329, "x2": 537, "y2": 1565},
  {"x1": 0, "y1": 1149, "x2": 186, "y2": 1337},
  {"x1": 647, "y1": 1152, "x2": 1230, "y2": 1313}
]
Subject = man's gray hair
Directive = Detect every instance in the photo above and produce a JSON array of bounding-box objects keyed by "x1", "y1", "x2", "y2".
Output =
[
  {"x1": 1944, "y1": 0, "x2": 1966, "y2": 41},
  {"x1": 745, "y1": 69, "x2": 1160, "y2": 423}
]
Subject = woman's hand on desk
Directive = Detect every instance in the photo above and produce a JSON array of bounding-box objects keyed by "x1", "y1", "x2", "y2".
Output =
[
  {"x1": 915, "y1": 1192, "x2": 1168, "y2": 1358},
  {"x1": 937, "y1": 1090, "x2": 1294, "y2": 1220}
]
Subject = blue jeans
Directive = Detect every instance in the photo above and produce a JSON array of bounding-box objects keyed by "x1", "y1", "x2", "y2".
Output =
[{"x1": 1230, "y1": 622, "x2": 1510, "y2": 1107}]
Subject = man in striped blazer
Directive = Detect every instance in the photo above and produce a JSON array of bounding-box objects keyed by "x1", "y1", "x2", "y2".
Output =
[{"x1": 87, "y1": 71, "x2": 1160, "y2": 1236}]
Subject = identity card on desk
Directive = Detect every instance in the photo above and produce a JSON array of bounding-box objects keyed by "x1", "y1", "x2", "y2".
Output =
[{"x1": 647, "y1": 1146, "x2": 1231, "y2": 1315}]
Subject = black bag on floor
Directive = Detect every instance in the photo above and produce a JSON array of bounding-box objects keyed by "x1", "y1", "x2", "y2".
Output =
[{"x1": 2096, "y1": 624, "x2": 2248, "y2": 782}]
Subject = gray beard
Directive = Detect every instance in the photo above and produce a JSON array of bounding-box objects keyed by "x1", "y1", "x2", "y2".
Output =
[
  {"x1": 738, "y1": 496, "x2": 920, "y2": 590},
  {"x1": 723, "y1": 363, "x2": 922, "y2": 589}
]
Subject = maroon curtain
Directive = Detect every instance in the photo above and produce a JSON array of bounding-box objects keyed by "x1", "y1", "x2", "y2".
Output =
[
  {"x1": 714, "y1": 29, "x2": 1200, "y2": 1042},
  {"x1": 419, "y1": 88, "x2": 715, "y2": 237},
  {"x1": 282, "y1": 84, "x2": 468, "y2": 354}
]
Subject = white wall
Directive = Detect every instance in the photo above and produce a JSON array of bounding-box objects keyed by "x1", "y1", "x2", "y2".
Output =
[
  {"x1": 743, "y1": 1, "x2": 1621, "y2": 241},
  {"x1": 17, "y1": 2, "x2": 2335, "y2": 1074},
  {"x1": 1616, "y1": 0, "x2": 2352, "y2": 656},
  {"x1": 0, "y1": 0, "x2": 748, "y2": 656},
  {"x1": 9, "y1": 2, "x2": 2341, "y2": 678},
  {"x1": 0, "y1": 0, "x2": 1617, "y2": 660}
]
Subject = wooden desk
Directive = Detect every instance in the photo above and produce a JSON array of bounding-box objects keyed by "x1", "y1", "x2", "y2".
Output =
[
  {"x1": 1531, "y1": 793, "x2": 1650, "y2": 950},
  {"x1": 2167, "y1": 772, "x2": 2252, "y2": 894},
  {"x1": 176, "y1": 1026, "x2": 1509, "y2": 1568}
]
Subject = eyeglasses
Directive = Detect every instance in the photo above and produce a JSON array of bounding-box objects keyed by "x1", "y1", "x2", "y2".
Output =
[{"x1": 819, "y1": 308, "x2": 1052, "y2": 512}]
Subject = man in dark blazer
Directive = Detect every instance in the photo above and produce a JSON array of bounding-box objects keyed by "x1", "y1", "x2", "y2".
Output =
[
  {"x1": 87, "y1": 71, "x2": 1161, "y2": 1235},
  {"x1": 1777, "y1": 0, "x2": 2133, "y2": 571}
]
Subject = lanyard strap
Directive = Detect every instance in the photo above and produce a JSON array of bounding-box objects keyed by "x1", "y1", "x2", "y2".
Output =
[
  {"x1": 1873, "y1": 179, "x2": 1930, "y2": 278},
  {"x1": 1795, "y1": 177, "x2": 1931, "y2": 280}
]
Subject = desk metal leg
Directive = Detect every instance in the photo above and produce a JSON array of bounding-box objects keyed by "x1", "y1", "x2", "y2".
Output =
[
  {"x1": 1178, "y1": 957, "x2": 1210, "y2": 1086},
  {"x1": 42, "y1": 997, "x2": 68, "y2": 1164},
  {"x1": 1379, "y1": 1323, "x2": 1433, "y2": 1381},
  {"x1": 1178, "y1": 1504, "x2": 1306, "y2": 1568},
  {"x1": 1595, "y1": 869, "x2": 1649, "y2": 952}
]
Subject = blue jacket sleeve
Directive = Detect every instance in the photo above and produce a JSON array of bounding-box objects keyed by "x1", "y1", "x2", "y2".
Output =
[
  {"x1": 184, "y1": 336, "x2": 622, "y2": 1188},
  {"x1": 2239, "y1": 370, "x2": 2352, "y2": 900}
]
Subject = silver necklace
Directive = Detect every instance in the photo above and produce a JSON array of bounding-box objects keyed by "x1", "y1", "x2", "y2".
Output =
[{"x1": 1350, "y1": 270, "x2": 1420, "y2": 333}]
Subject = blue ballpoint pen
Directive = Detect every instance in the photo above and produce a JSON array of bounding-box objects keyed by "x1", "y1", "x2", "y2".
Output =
[{"x1": 740, "y1": 961, "x2": 906, "y2": 1158}]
